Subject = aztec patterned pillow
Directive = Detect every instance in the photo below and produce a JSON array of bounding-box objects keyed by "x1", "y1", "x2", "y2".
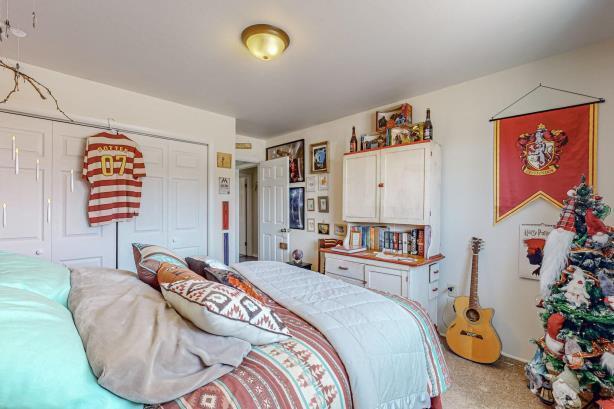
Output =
[
  {"x1": 132, "y1": 243, "x2": 187, "y2": 290},
  {"x1": 161, "y1": 279, "x2": 290, "y2": 345}
]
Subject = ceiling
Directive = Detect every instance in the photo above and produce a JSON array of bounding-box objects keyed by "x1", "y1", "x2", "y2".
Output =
[{"x1": 2, "y1": 0, "x2": 614, "y2": 138}]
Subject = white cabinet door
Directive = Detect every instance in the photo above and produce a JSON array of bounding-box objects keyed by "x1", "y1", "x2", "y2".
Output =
[
  {"x1": 117, "y1": 135, "x2": 168, "y2": 271},
  {"x1": 0, "y1": 114, "x2": 52, "y2": 259},
  {"x1": 167, "y1": 140, "x2": 208, "y2": 259},
  {"x1": 379, "y1": 144, "x2": 427, "y2": 224},
  {"x1": 51, "y1": 123, "x2": 116, "y2": 268},
  {"x1": 342, "y1": 151, "x2": 379, "y2": 222},
  {"x1": 365, "y1": 265, "x2": 405, "y2": 296}
]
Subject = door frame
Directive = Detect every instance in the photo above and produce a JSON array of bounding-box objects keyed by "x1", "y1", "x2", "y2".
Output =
[{"x1": 235, "y1": 161, "x2": 259, "y2": 262}]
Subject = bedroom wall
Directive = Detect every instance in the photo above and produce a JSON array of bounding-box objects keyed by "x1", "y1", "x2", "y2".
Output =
[
  {"x1": 0, "y1": 59, "x2": 237, "y2": 264},
  {"x1": 265, "y1": 38, "x2": 614, "y2": 361},
  {"x1": 236, "y1": 134, "x2": 265, "y2": 163}
]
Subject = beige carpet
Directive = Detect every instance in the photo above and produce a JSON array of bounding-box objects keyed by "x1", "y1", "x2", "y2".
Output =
[{"x1": 441, "y1": 347, "x2": 547, "y2": 409}]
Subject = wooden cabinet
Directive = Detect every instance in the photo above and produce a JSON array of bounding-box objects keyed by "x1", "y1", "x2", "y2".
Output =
[
  {"x1": 342, "y1": 142, "x2": 441, "y2": 226},
  {"x1": 324, "y1": 250, "x2": 440, "y2": 322}
]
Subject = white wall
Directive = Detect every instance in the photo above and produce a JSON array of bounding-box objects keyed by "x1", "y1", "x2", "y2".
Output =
[
  {"x1": 236, "y1": 134, "x2": 266, "y2": 163},
  {"x1": 0, "y1": 59, "x2": 237, "y2": 264},
  {"x1": 266, "y1": 38, "x2": 614, "y2": 361}
]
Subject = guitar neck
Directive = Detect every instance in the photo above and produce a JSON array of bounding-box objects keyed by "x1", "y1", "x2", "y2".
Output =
[{"x1": 469, "y1": 253, "x2": 480, "y2": 308}]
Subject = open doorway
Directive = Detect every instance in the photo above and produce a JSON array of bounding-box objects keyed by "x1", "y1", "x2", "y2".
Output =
[{"x1": 238, "y1": 163, "x2": 258, "y2": 262}]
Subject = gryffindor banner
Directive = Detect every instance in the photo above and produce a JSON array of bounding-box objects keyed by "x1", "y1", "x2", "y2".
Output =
[{"x1": 494, "y1": 103, "x2": 597, "y2": 223}]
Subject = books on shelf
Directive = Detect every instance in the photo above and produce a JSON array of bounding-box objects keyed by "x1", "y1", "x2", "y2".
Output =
[{"x1": 349, "y1": 224, "x2": 431, "y2": 257}]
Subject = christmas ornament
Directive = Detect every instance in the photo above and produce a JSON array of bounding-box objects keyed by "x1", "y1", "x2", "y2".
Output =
[
  {"x1": 552, "y1": 367, "x2": 582, "y2": 409},
  {"x1": 561, "y1": 266, "x2": 591, "y2": 308},
  {"x1": 602, "y1": 352, "x2": 614, "y2": 377},
  {"x1": 564, "y1": 338, "x2": 584, "y2": 370},
  {"x1": 546, "y1": 312, "x2": 566, "y2": 356}
]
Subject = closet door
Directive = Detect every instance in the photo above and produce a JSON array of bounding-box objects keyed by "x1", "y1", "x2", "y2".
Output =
[
  {"x1": 0, "y1": 113, "x2": 52, "y2": 259},
  {"x1": 51, "y1": 122, "x2": 116, "y2": 268},
  {"x1": 117, "y1": 135, "x2": 168, "y2": 270},
  {"x1": 167, "y1": 141, "x2": 207, "y2": 258}
]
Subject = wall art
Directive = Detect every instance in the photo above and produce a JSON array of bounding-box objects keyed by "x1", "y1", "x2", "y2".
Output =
[
  {"x1": 318, "y1": 196, "x2": 329, "y2": 213},
  {"x1": 289, "y1": 187, "x2": 305, "y2": 230},
  {"x1": 310, "y1": 141, "x2": 329, "y2": 173},
  {"x1": 306, "y1": 175, "x2": 316, "y2": 192},
  {"x1": 267, "y1": 139, "x2": 305, "y2": 183},
  {"x1": 307, "y1": 218, "x2": 315, "y2": 232},
  {"x1": 306, "y1": 198, "x2": 315, "y2": 212},
  {"x1": 318, "y1": 223, "x2": 330, "y2": 235},
  {"x1": 216, "y1": 152, "x2": 232, "y2": 168},
  {"x1": 376, "y1": 103, "x2": 412, "y2": 132},
  {"x1": 518, "y1": 223, "x2": 554, "y2": 281},
  {"x1": 218, "y1": 177, "x2": 231, "y2": 195},
  {"x1": 318, "y1": 174, "x2": 329, "y2": 191}
]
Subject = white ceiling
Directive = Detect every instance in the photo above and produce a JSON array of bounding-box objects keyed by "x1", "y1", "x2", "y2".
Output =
[{"x1": 2, "y1": 0, "x2": 614, "y2": 138}]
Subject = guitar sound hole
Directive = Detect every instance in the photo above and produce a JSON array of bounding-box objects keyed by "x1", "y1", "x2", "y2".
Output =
[{"x1": 466, "y1": 308, "x2": 480, "y2": 322}]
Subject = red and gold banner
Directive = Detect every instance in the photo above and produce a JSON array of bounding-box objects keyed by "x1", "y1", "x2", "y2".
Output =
[{"x1": 494, "y1": 104, "x2": 597, "y2": 223}]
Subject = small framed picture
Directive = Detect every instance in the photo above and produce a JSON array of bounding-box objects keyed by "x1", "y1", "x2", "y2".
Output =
[
  {"x1": 306, "y1": 198, "x2": 315, "y2": 211},
  {"x1": 318, "y1": 196, "x2": 329, "y2": 213},
  {"x1": 289, "y1": 187, "x2": 305, "y2": 230},
  {"x1": 318, "y1": 223, "x2": 330, "y2": 235},
  {"x1": 218, "y1": 177, "x2": 230, "y2": 195},
  {"x1": 318, "y1": 174, "x2": 329, "y2": 191},
  {"x1": 307, "y1": 218, "x2": 315, "y2": 232},
  {"x1": 376, "y1": 103, "x2": 412, "y2": 132},
  {"x1": 390, "y1": 127, "x2": 413, "y2": 145},
  {"x1": 216, "y1": 152, "x2": 232, "y2": 169},
  {"x1": 306, "y1": 175, "x2": 316, "y2": 192},
  {"x1": 310, "y1": 141, "x2": 329, "y2": 173},
  {"x1": 350, "y1": 232, "x2": 361, "y2": 247},
  {"x1": 334, "y1": 224, "x2": 347, "y2": 237},
  {"x1": 266, "y1": 139, "x2": 305, "y2": 183}
]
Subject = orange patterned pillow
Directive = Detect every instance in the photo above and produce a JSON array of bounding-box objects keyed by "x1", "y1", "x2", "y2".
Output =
[
  {"x1": 157, "y1": 262, "x2": 206, "y2": 287},
  {"x1": 227, "y1": 274, "x2": 266, "y2": 303}
]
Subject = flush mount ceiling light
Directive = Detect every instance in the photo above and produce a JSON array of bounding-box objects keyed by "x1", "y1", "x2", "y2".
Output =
[{"x1": 241, "y1": 24, "x2": 290, "y2": 61}]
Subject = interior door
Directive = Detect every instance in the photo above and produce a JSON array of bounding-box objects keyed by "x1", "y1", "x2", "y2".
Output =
[
  {"x1": 117, "y1": 135, "x2": 168, "y2": 270},
  {"x1": 167, "y1": 140, "x2": 207, "y2": 258},
  {"x1": 239, "y1": 176, "x2": 248, "y2": 255},
  {"x1": 0, "y1": 113, "x2": 52, "y2": 259},
  {"x1": 342, "y1": 151, "x2": 379, "y2": 222},
  {"x1": 379, "y1": 145, "x2": 427, "y2": 224},
  {"x1": 51, "y1": 122, "x2": 116, "y2": 268},
  {"x1": 258, "y1": 157, "x2": 289, "y2": 262}
]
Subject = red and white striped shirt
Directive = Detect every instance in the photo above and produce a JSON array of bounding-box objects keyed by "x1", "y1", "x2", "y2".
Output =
[{"x1": 82, "y1": 132, "x2": 146, "y2": 226}]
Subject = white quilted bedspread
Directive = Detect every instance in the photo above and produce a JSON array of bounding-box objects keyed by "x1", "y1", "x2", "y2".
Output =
[{"x1": 232, "y1": 261, "x2": 430, "y2": 409}]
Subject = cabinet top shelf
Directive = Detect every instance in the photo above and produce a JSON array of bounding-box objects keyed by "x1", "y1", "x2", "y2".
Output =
[
  {"x1": 344, "y1": 139, "x2": 432, "y2": 156},
  {"x1": 322, "y1": 247, "x2": 444, "y2": 267}
]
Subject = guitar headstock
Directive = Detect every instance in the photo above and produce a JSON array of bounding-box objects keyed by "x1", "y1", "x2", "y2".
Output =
[{"x1": 471, "y1": 237, "x2": 484, "y2": 255}]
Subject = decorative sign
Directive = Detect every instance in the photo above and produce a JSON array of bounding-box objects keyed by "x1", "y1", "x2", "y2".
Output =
[
  {"x1": 218, "y1": 177, "x2": 230, "y2": 195},
  {"x1": 518, "y1": 223, "x2": 554, "y2": 280},
  {"x1": 216, "y1": 152, "x2": 232, "y2": 168},
  {"x1": 494, "y1": 104, "x2": 597, "y2": 223},
  {"x1": 235, "y1": 142, "x2": 252, "y2": 149},
  {"x1": 223, "y1": 232, "x2": 229, "y2": 265},
  {"x1": 222, "y1": 201, "x2": 229, "y2": 230}
]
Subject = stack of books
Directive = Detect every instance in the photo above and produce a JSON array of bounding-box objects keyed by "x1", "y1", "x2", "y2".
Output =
[{"x1": 350, "y1": 225, "x2": 431, "y2": 257}]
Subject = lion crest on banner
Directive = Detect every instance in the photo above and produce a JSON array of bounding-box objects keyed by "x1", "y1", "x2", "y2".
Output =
[{"x1": 517, "y1": 123, "x2": 568, "y2": 176}]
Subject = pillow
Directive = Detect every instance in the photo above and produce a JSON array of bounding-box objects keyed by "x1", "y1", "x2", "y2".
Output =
[
  {"x1": 186, "y1": 255, "x2": 229, "y2": 271},
  {"x1": 0, "y1": 250, "x2": 70, "y2": 306},
  {"x1": 0, "y1": 286, "x2": 138, "y2": 409},
  {"x1": 161, "y1": 279, "x2": 290, "y2": 345},
  {"x1": 157, "y1": 262, "x2": 206, "y2": 286},
  {"x1": 132, "y1": 243, "x2": 187, "y2": 289}
]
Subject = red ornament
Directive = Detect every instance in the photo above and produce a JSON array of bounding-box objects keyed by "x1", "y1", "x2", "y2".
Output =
[
  {"x1": 586, "y1": 209, "x2": 609, "y2": 236},
  {"x1": 547, "y1": 312, "x2": 565, "y2": 339}
]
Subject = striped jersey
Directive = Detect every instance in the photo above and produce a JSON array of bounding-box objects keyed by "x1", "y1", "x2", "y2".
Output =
[{"x1": 82, "y1": 132, "x2": 146, "y2": 226}]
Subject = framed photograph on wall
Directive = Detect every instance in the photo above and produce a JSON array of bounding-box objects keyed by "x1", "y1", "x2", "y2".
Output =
[
  {"x1": 289, "y1": 187, "x2": 305, "y2": 230},
  {"x1": 306, "y1": 198, "x2": 315, "y2": 211},
  {"x1": 310, "y1": 141, "x2": 329, "y2": 173},
  {"x1": 318, "y1": 196, "x2": 329, "y2": 213},
  {"x1": 306, "y1": 175, "x2": 316, "y2": 192},
  {"x1": 266, "y1": 139, "x2": 305, "y2": 183},
  {"x1": 318, "y1": 174, "x2": 329, "y2": 191},
  {"x1": 334, "y1": 224, "x2": 347, "y2": 236},
  {"x1": 307, "y1": 218, "x2": 315, "y2": 232},
  {"x1": 318, "y1": 223, "x2": 330, "y2": 235},
  {"x1": 376, "y1": 103, "x2": 412, "y2": 132}
]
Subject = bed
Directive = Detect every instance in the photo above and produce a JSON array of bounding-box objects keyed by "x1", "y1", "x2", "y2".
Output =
[{"x1": 0, "y1": 251, "x2": 449, "y2": 409}]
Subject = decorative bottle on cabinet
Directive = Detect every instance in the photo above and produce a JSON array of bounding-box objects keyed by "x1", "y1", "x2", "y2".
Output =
[
  {"x1": 424, "y1": 109, "x2": 433, "y2": 140},
  {"x1": 350, "y1": 126, "x2": 358, "y2": 152}
]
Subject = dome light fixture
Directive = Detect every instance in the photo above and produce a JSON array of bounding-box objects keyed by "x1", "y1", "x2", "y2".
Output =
[{"x1": 241, "y1": 24, "x2": 290, "y2": 61}]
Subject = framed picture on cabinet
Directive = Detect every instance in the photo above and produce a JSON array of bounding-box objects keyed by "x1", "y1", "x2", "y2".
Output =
[
  {"x1": 266, "y1": 139, "x2": 305, "y2": 183},
  {"x1": 310, "y1": 141, "x2": 329, "y2": 173},
  {"x1": 318, "y1": 223, "x2": 330, "y2": 235},
  {"x1": 307, "y1": 218, "x2": 315, "y2": 232},
  {"x1": 306, "y1": 198, "x2": 315, "y2": 212},
  {"x1": 376, "y1": 103, "x2": 412, "y2": 132},
  {"x1": 318, "y1": 196, "x2": 329, "y2": 213},
  {"x1": 289, "y1": 187, "x2": 305, "y2": 230},
  {"x1": 334, "y1": 224, "x2": 347, "y2": 236},
  {"x1": 306, "y1": 175, "x2": 317, "y2": 192}
]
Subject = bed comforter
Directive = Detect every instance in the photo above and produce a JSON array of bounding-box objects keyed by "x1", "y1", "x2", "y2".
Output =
[{"x1": 159, "y1": 262, "x2": 449, "y2": 409}]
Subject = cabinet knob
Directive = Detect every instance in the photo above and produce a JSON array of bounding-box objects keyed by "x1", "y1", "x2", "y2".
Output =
[{"x1": 378, "y1": 183, "x2": 384, "y2": 188}]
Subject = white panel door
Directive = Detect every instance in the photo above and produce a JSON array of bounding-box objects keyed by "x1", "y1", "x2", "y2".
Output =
[
  {"x1": 258, "y1": 157, "x2": 289, "y2": 262},
  {"x1": 239, "y1": 176, "x2": 248, "y2": 255},
  {"x1": 51, "y1": 122, "x2": 116, "y2": 268},
  {"x1": 342, "y1": 151, "x2": 379, "y2": 222},
  {"x1": 0, "y1": 113, "x2": 52, "y2": 259},
  {"x1": 167, "y1": 140, "x2": 207, "y2": 259},
  {"x1": 117, "y1": 135, "x2": 168, "y2": 270},
  {"x1": 379, "y1": 145, "x2": 427, "y2": 224}
]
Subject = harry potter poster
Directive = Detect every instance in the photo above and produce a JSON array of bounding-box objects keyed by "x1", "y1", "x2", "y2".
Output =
[
  {"x1": 518, "y1": 223, "x2": 554, "y2": 280},
  {"x1": 494, "y1": 103, "x2": 598, "y2": 223}
]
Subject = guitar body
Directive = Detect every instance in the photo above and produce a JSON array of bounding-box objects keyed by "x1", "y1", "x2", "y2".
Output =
[{"x1": 446, "y1": 296, "x2": 502, "y2": 364}]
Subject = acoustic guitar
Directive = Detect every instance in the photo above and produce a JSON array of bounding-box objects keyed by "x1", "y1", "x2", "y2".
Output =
[{"x1": 445, "y1": 237, "x2": 502, "y2": 364}]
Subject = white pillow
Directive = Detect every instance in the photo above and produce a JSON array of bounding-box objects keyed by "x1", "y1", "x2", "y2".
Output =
[{"x1": 161, "y1": 279, "x2": 290, "y2": 345}]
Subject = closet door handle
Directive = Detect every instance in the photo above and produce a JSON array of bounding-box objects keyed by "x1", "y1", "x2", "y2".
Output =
[
  {"x1": 46, "y1": 199, "x2": 51, "y2": 223},
  {"x1": 2, "y1": 203, "x2": 6, "y2": 228},
  {"x1": 11, "y1": 136, "x2": 15, "y2": 160},
  {"x1": 70, "y1": 169, "x2": 74, "y2": 192},
  {"x1": 14, "y1": 148, "x2": 19, "y2": 175}
]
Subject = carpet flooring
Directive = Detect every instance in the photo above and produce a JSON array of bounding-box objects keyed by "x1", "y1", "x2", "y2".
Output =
[{"x1": 441, "y1": 347, "x2": 547, "y2": 409}]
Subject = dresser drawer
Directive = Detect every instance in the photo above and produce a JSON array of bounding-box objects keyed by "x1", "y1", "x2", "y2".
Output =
[
  {"x1": 429, "y1": 280, "x2": 439, "y2": 300},
  {"x1": 327, "y1": 272, "x2": 366, "y2": 287},
  {"x1": 429, "y1": 263, "x2": 440, "y2": 283},
  {"x1": 325, "y1": 258, "x2": 365, "y2": 282}
]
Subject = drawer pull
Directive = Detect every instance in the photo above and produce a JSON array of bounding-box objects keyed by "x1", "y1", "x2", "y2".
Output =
[{"x1": 338, "y1": 266, "x2": 349, "y2": 270}]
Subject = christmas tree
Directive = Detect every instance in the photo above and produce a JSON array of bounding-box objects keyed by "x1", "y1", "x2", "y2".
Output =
[{"x1": 526, "y1": 177, "x2": 614, "y2": 409}]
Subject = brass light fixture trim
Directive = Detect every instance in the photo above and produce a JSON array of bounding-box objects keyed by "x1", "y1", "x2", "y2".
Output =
[{"x1": 241, "y1": 24, "x2": 290, "y2": 61}]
